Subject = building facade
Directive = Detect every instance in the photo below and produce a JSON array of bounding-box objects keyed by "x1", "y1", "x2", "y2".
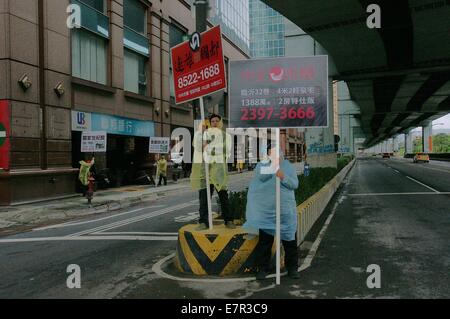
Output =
[
  {"x1": 0, "y1": 0, "x2": 249, "y2": 205},
  {"x1": 249, "y1": 0, "x2": 284, "y2": 58}
]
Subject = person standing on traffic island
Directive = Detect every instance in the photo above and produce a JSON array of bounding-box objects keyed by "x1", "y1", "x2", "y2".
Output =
[
  {"x1": 190, "y1": 114, "x2": 236, "y2": 231},
  {"x1": 156, "y1": 155, "x2": 168, "y2": 186},
  {"x1": 243, "y1": 144, "x2": 300, "y2": 280}
]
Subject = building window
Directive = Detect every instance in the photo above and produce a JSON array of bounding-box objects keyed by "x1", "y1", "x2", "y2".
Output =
[
  {"x1": 71, "y1": 0, "x2": 109, "y2": 84},
  {"x1": 79, "y1": 0, "x2": 104, "y2": 12},
  {"x1": 123, "y1": 0, "x2": 149, "y2": 95},
  {"x1": 124, "y1": 49, "x2": 147, "y2": 95},
  {"x1": 169, "y1": 24, "x2": 187, "y2": 103},
  {"x1": 72, "y1": 28, "x2": 107, "y2": 85}
]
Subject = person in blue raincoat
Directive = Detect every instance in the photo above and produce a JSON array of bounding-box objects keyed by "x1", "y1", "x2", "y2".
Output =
[{"x1": 244, "y1": 143, "x2": 300, "y2": 280}]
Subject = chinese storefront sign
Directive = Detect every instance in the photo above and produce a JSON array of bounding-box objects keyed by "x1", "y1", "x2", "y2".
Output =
[
  {"x1": 81, "y1": 131, "x2": 107, "y2": 153},
  {"x1": 72, "y1": 111, "x2": 154, "y2": 137},
  {"x1": 0, "y1": 100, "x2": 10, "y2": 170},
  {"x1": 229, "y1": 56, "x2": 328, "y2": 129},
  {"x1": 171, "y1": 25, "x2": 227, "y2": 104},
  {"x1": 149, "y1": 137, "x2": 170, "y2": 154}
]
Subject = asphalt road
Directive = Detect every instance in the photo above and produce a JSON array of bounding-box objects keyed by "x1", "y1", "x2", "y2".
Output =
[{"x1": 0, "y1": 158, "x2": 449, "y2": 298}]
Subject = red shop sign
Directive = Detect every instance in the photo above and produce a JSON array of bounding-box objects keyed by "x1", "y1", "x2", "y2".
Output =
[
  {"x1": 0, "y1": 100, "x2": 10, "y2": 171},
  {"x1": 171, "y1": 25, "x2": 227, "y2": 104}
]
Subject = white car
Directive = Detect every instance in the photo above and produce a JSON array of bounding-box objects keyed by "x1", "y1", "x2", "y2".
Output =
[{"x1": 170, "y1": 153, "x2": 184, "y2": 165}]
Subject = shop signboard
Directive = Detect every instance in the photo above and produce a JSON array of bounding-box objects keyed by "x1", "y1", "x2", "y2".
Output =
[
  {"x1": 0, "y1": 100, "x2": 10, "y2": 170},
  {"x1": 72, "y1": 111, "x2": 154, "y2": 138}
]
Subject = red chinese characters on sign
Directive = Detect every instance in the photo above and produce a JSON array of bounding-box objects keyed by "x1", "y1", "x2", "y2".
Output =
[
  {"x1": 171, "y1": 25, "x2": 227, "y2": 104},
  {"x1": 0, "y1": 100, "x2": 10, "y2": 171}
]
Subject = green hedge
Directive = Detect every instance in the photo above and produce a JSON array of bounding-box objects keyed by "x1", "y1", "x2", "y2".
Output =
[{"x1": 223, "y1": 158, "x2": 353, "y2": 223}]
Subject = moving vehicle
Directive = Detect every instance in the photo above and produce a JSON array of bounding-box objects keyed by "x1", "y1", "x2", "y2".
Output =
[{"x1": 413, "y1": 152, "x2": 430, "y2": 163}]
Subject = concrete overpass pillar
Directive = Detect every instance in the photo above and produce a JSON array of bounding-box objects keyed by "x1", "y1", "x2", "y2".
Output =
[
  {"x1": 405, "y1": 131, "x2": 413, "y2": 154},
  {"x1": 422, "y1": 122, "x2": 432, "y2": 153}
]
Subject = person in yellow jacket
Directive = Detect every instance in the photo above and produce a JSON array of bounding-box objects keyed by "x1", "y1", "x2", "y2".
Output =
[
  {"x1": 190, "y1": 114, "x2": 235, "y2": 230},
  {"x1": 156, "y1": 155, "x2": 168, "y2": 186},
  {"x1": 79, "y1": 157, "x2": 95, "y2": 196}
]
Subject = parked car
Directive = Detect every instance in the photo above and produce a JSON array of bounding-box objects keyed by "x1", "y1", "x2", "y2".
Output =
[
  {"x1": 382, "y1": 153, "x2": 391, "y2": 158},
  {"x1": 413, "y1": 152, "x2": 430, "y2": 163}
]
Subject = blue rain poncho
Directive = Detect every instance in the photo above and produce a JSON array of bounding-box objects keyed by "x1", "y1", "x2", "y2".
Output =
[{"x1": 243, "y1": 159, "x2": 299, "y2": 241}]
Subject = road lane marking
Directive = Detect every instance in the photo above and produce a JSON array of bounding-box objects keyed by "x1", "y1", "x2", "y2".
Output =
[
  {"x1": 348, "y1": 192, "x2": 450, "y2": 196},
  {"x1": 33, "y1": 205, "x2": 167, "y2": 231},
  {"x1": 393, "y1": 169, "x2": 400, "y2": 173},
  {"x1": 66, "y1": 202, "x2": 195, "y2": 237},
  {"x1": 298, "y1": 200, "x2": 340, "y2": 272},
  {"x1": 406, "y1": 176, "x2": 439, "y2": 193},
  {"x1": 0, "y1": 235, "x2": 178, "y2": 243},
  {"x1": 91, "y1": 231, "x2": 178, "y2": 236}
]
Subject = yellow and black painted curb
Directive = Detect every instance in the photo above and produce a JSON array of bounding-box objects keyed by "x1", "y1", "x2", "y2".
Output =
[{"x1": 175, "y1": 224, "x2": 283, "y2": 276}]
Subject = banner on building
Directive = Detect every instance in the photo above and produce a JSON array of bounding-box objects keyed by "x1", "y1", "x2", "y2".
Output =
[
  {"x1": 229, "y1": 56, "x2": 328, "y2": 129},
  {"x1": 149, "y1": 137, "x2": 170, "y2": 154},
  {"x1": 0, "y1": 100, "x2": 10, "y2": 171},
  {"x1": 170, "y1": 25, "x2": 227, "y2": 104},
  {"x1": 81, "y1": 131, "x2": 107, "y2": 153}
]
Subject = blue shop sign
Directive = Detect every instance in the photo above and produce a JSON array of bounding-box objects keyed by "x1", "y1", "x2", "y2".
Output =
[{"x1": 72, "y1": 111, "x2": 154, "y2": 137}]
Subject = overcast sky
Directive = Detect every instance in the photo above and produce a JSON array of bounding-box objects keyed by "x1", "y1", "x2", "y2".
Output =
[{"x1": 433, "y1": 113, "x2": 450, "y2": 129}]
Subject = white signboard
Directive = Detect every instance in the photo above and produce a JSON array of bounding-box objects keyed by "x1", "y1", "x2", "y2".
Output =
[
  {"x1": 81, "y1": 131, "x2": 107, "y2": 153},
  {"x1": 149, "y1": 137, "x2": 170, "y2": 154}
]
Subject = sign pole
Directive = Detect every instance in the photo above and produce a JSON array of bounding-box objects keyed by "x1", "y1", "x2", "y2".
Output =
[
  {"x1": 199, "y1": 97, "x2": 213, "y2": 231},
  {"x1": 275, "y1": 128, "x2": 281, "y2": 285}
]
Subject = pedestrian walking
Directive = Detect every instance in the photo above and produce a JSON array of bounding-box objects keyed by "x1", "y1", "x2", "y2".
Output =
[{"x1": 243, "y1": 144, "x2": 300, "y2": 280}]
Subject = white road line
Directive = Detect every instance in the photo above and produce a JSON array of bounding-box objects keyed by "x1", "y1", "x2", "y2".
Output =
[
  {"x1": 393, "y1": 169, "x2": 400, "y2": 173},
  {"x1": 298, "y1": 200, "x2": 340, "y2": 272},
  {"x1": 91, "y1": 231, "x2": 178, "y2": 236},
  {"x1": 33, "y1": 205, "x2": 167, "y2": 231},
  {"x1": 66, "y1": 202, "x2": 194, "y2": 237},
  {"x1": 406, "y1": 176, "x2": 440, "y2": 193},
  {"x1": 151, "y1": 253, "x2": 288, "y2": 283},
  {"x1": 348, "y1": 192, "x2": 450, "y2": 196},
  {"x1": 0, "y1": 235, "x2": 178, "y2": 243}
]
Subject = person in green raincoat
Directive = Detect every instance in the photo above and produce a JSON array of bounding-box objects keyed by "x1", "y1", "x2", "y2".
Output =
[
  {"x1": 190, "y1": 114, "x2": 235, "y2": 230},
  {"x1": 79, "y1": 156, "x2": 95, "y2": 196},
  {"x1": 156, "y1": 155, "x2": 168, "y2": 186}
]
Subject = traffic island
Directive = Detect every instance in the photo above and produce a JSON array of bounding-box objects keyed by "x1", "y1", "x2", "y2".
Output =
[{"x1": 175, "y1": 224, "x2": 283, "y2": 276}]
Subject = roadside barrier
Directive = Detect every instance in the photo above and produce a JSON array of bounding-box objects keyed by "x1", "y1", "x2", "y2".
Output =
[{"x1": 175, "y1": 224, "x2": 283, "y2": 276}]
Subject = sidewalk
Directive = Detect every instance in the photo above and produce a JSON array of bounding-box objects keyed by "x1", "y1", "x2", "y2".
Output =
[{"x1": 0, "y1": 178, "x2": 191, "y2": 235}]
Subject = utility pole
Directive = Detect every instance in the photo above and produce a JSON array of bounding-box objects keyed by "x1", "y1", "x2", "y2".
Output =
[
  {"x1": 194, "y1": 0, "x2": 209, "y2": 32},
  {"x1": 193, "y1": 0, "x2": 209, "y2": 120}
]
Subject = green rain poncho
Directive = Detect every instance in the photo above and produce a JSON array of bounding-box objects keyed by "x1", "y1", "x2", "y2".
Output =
[
  {"x1": 156, "y1": 158, "x2": 168, "y2": 177},
  {"x1": 79, "y1": 160, "x2": 94, "y2": 186},
  {"x1": 190, "y1": 125, "x2": 232, "y2": 192}
]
